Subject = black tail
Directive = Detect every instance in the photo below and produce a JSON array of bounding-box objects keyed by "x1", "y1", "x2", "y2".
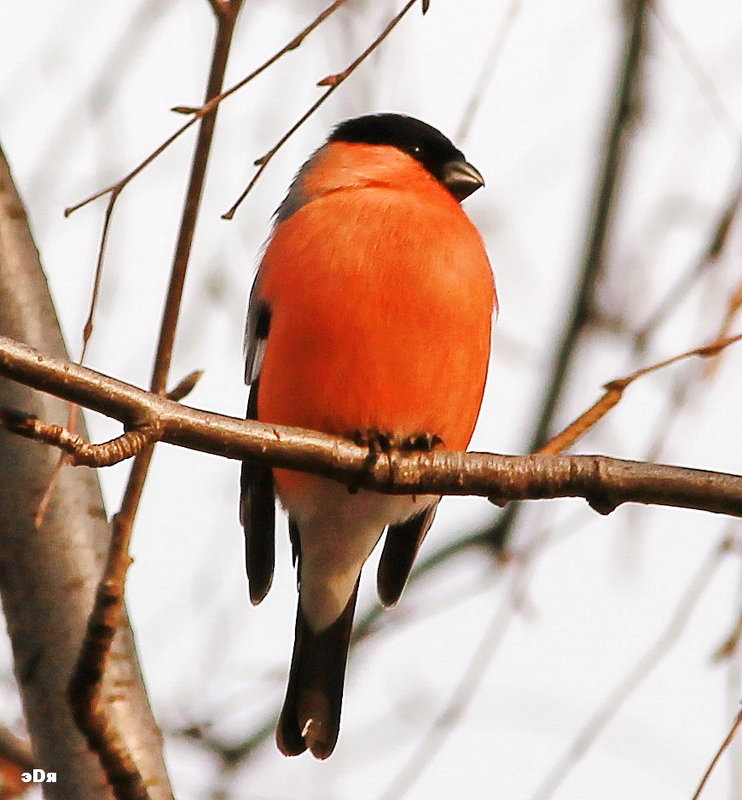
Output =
[{"x1": 276, "y1": 582, "x2": 359, "y2": 759}]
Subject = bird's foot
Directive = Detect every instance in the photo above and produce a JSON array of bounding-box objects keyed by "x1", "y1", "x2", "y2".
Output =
[
  {"x1": 352, "y1": 429, "x2": 444, "y2": 453},
  {"x1": 348, "y1": 429, "x2": 444, "y2": 494},
  {"x1": 352, "y1": 428, "x2": 395, "y2": 456},
  {"x1": 400, "y1": 432, "x2": 444, "y2": 452}
]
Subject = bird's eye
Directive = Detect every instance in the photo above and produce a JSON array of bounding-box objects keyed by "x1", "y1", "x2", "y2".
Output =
[{"x1": 411, "y1": 145, "x2": 421, "y2": 154}]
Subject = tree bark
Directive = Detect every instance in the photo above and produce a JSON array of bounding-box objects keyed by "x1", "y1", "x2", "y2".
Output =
[{"x1": 0, "y1": 144, "x2": 172, "y2": 798}]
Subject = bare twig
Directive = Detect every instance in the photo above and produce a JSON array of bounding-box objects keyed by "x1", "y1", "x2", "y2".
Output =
[
  {"x1": 528, "y1": 0, "x2": 650, "y2": 453},
  {"x1": 165, "y1": 369, "x2": 204, "y2": 402},
  {"x1": 1, "y1": 337, "x2": 741, "y2": 518},
  {"x1": 80, "y1": 192, "x2": 119, "y2": 358},
  {"x1": 222, "y1": 0, "x2": 424, "y2": 219},
  {"x1": 36, "y1": 187, "x2": 121, "y2": 531},
  {"x1": 64, "y1": 0, "x2": 352, "y2": 217},
  {"x1": 34, "y1": 190, "x2": 124, "y2": 531},
  {"x1": 705, "y1": 279, "x2": 742, "y2": 378},
  {"x1": 690, "y1": 707, "x2": 742, "y2": 800},
  {"x1": 34, "y1": 441, "x2": 67, "y2": 530},
  {"x1": 456, "y1": 0, "x2": 526, "y2": 143},
  {"x1": 66, "y1": 4, "x2": 245, "y2": 797},
  {"x1": 712, "y1": 606, "x2": 742, "y2": 662},
  {"x1": 538, "y1": 333, "x2": 742, "y2": 454}
]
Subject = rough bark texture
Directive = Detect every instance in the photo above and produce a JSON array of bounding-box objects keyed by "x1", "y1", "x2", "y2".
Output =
[{"x1": 0, "y1": 145, "x2": 172, "y2": 799}]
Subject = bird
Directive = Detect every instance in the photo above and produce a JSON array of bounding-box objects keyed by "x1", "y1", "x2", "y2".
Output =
[{"x1": 241, "y1": 112, "x2": 496, "y2": 759}]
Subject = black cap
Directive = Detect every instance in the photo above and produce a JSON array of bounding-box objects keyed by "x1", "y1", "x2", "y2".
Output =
[{"x1": 329, "y1": 113, "x2": 484, "y2": 201}]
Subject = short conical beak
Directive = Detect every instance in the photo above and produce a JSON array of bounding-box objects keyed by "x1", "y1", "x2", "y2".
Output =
[{"x1": 441, "y1": 158, "x2": 485, "y2": 201}]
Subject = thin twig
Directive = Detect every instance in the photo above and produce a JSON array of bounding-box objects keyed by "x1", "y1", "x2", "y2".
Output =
[
  {"x1": 165, "y1": 369, "x2": 204, "y2": 402},
  {"x1": 705, "y1": 279, "x2": 742, "y2": 378},
  {"x1": 538, "y1": 333, "x2": 742, "y2": 454},
  {"x1": 456, "y1": 0, "x2": 526, "y2": 144},
  {"x1": 66, "y1": 4, "x2": 245, "y2": 798},
  {"x1": 222, "y1": 0, "x2": 424, "y2": 219},
  {"x1": 528, "y1": 0, "x2": 650, "y2": 453},
  {"x1": 36, "y1": 191, "x2": 121, "y2": 530},
  {"x1": 80, "y1": 191, "x2": 119, "y2": 357},
  {"x1": 690, "y1": 707, "x2": 742, "y2": 800},
  {"x1": 64, "y1": 0, "x2": 352, "y2": 217},
  {"x1": 36, "y1": 191, "x2": 123, "y2": 528}
]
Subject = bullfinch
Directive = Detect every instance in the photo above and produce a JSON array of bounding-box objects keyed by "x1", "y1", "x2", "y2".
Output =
[{"x1": 241, "y1": 113, "x2": 495, "y2": 759}]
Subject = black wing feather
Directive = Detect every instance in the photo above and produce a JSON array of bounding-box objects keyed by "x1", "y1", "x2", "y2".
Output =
[
  {"x1": 377, "y1": 504, "x2": 437, "y2": 607},
  {"x1": 240, "y1": 378, "x2": 275, "y2": 605}
]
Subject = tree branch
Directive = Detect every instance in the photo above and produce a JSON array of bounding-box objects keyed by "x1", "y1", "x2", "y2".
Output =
[
  {"x1": 1, "y1": 336, "x2": 740, "y2": 519},
  {"x1": 474, "y1": 0, "x2": 652, "y2": 553},
  {"x1": 222, "y1": 0, "x2": 424, "y2": 219},
  {"x1": 66, "y1": 6, "x2": 244, "y2": 797},
  {"x1": 530, "y1": 0, "x2": 650, "y2": 452},
  {"x1": 0, "y1": 147, "x2": 172, "y2": 799}
]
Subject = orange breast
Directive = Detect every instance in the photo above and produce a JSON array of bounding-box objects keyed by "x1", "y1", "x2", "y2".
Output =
[{"x1": 257, "y1": 179, "x2": 495, "y2": 484}]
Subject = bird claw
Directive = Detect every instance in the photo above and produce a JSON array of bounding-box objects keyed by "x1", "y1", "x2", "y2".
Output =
[
  {"x1": 352, "y1": 428, "x2": 394, "y2": 455},
  {"x1": 352, "y1": 429, "x2": 444, "y2": 455},
  {"x1": 400, "y1": 432, "x2": 444, "y2": 451},
  {"x1": 348, "y1": 429, "x2": 444, "y2": 494}
]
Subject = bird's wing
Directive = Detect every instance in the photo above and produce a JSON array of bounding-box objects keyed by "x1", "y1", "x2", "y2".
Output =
[
  {"x1": 377, "y1": 503, "x2": 438, "y2": 607},
  {"x1": 244, "y1": 283, "x2": 271, "y2": 385},
  {"x1": 240, "y1": 376, "x2": 276, "y2": 605}
]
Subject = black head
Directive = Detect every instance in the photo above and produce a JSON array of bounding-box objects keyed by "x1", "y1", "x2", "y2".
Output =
[{"x1": 328, "y1": 113, "x2": 484, "y2": 201}]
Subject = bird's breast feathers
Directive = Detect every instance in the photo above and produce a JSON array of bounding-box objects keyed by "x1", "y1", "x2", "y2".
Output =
[{"x1": 255, "y1": 184, "x2": 494, "y2": 450}]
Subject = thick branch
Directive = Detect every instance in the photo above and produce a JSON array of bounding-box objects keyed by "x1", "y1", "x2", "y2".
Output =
[
  {"x1": 0, "y1": 336, "x2": 740, "y2": 518},
  {"x1": 0, "y1": 148, "x2": 171, "y2": 799},
  {"x1": 68, "y1": 7, "x2": 244, "y2": 797}
]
